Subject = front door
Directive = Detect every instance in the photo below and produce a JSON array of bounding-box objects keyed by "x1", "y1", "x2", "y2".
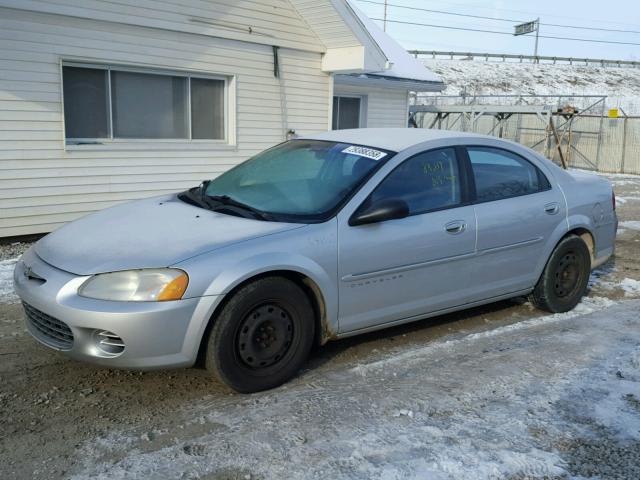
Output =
[{"x1": 337, "y1": 147, "x2": 477, "y2": 333}]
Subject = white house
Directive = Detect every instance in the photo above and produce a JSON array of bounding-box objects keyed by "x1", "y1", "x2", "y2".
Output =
[{"x1": 0, "y1": 0, "x2": 443, "y2": 238}]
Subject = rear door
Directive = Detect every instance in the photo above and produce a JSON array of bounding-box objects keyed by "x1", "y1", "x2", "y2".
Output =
[{"x1": 463, "y1": 146, "x2": 566, "y2": 299}]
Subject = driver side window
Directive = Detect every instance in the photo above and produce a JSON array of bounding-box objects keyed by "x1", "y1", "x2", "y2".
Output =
[{"x1": 369, "y1": 148, "x2": 462, "y2": 215}]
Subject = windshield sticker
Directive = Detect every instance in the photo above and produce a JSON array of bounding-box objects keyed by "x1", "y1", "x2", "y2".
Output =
[{"x1": 342, "y1": 145, "x2": 387, "y2": 161}]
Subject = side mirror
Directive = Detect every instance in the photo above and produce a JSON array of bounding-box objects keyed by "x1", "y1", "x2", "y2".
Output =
[{"x1": 349, "y1": 199, "x2": 410, "y2": 227}]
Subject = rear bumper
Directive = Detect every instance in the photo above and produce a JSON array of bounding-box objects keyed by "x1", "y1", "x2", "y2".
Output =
[{"x1": 13, "y1": 248, "x2": 221, "y2": 369}]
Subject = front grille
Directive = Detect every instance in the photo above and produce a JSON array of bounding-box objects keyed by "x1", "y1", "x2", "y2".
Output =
[{"x1": 23, "y1": 302, "x2": 74, "y2": 350}]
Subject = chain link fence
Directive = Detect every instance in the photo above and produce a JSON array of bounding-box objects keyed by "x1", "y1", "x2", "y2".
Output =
[{"x1": 410, "y1": 95, "x2": 640, "y2": 175}]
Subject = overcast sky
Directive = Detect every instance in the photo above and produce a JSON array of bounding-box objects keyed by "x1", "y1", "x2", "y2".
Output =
[{"x1": 353, "y1": 0, "x2": 640, "y2": 60}]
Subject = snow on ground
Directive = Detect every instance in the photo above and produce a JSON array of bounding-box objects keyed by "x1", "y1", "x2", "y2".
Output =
[
  {"x1": 69, "y1": 299, "x2": 640, "y2": 480},
  {"x1": 419, "y1": 60, "x2": 640, "y2": 114},
  {"x1": 354, "y1": 296, "x2": 615, "y2": 373},
  {"x1": 0, "y1": 258, "x2": 19, "y2": 304}
]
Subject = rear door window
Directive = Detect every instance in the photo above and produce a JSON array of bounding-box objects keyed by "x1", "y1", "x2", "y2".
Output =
[{"x1": 466, "y1": 147, "x2": 550, "y2": 203}]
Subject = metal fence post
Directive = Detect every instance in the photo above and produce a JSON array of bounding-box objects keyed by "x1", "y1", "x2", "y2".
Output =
[
  {"x1": 620, "y1": 107, "x2": 628, "y2": 173},
  {"x1": 595, "y1": 97, "x2": 606, "y2": 171}
]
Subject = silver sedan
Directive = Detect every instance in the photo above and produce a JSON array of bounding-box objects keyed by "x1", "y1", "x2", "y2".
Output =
[{"x1": 14, "y1": 128, "x2": 617, "y2": 392}]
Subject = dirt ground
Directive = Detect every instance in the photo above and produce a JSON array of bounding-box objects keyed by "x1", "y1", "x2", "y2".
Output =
[{"x1": 1, "y1": 173, "x2": 639, "y2": 480}]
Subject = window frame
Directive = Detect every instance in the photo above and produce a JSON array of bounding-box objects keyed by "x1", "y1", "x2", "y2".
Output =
[
  {"x1": 461, "y1": 145, "x2": 552, "y2": 204},
  {"x1": 61, "y1": 61, "x2": 231, "y2": 146},
  {"x1": 357, "y1": 146, "x2": 472, "y2": 219}
]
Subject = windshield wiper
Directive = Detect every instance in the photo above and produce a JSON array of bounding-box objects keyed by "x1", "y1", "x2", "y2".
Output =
[
  {"x1": 205, "y1": 194, "x2": 272, "y2": 221},
  {"x1": 180, "y1": 183, "x2": 272, "y2": 221},
  {"x1": 178, "y1": 185, "x2": 209, "y2": 209}
]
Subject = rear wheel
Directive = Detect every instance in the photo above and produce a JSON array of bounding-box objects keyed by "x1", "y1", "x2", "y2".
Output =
[
  {"x1": 530, "y1": 235, "x2": 591, "y2": 313},
  {"x1": 205, "y1": 277, "x2": 315, "y2": 393}
]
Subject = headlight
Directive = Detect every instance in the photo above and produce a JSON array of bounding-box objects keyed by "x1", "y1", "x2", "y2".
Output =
[{"x1": 78, "y1": 269, "x2": 189, "y2": 302}]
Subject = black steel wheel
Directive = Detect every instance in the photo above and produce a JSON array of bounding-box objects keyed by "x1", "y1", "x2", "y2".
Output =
[
  {"x1": 530, "y1": 235, "x2": 591, "y2": 313},
  {"x1": 236, "y1": 303, "x2": 294, "y2": 369},
  {"x1": 205, "y1": 277, "x2": 315, "y2": 393},
  {"x1": 553, "y1": 252, "x2": 581, "y2": 299}
]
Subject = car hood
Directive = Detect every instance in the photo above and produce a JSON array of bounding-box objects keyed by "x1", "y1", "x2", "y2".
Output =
[{"x1": 35, "y1": 194, "x2": 304, "y2": 275}]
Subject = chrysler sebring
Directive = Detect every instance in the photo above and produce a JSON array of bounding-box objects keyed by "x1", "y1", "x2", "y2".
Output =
[{"x1": 14, "y1": 129, "x2": 617, "y2": 392}]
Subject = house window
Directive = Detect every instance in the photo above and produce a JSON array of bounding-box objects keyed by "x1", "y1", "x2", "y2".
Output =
[
  {"x1": 332, "y1": 96, "x2": 364, "y2": 130},
  {"x1": 62, "y1": 64, "x2": 227, "y2": 142}
]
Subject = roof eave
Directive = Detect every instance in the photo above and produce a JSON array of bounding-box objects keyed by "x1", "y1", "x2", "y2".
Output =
[{"x1": 335, "y1": 73, "x2": 445, "y2": 92}]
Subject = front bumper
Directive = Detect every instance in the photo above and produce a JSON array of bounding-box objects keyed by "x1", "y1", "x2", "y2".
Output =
[{"x1": 13, "y1": 248, "x2": 221, "y2": 369}]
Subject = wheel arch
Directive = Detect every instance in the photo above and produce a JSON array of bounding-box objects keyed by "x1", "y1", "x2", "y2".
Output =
[
  {"x1": 566, "y1": 227, "x2": 596, "y2": 266},
  {"x1": 532, "y1": 222, "x2": 596, "y2": 290},
  {"x1": 195, "y1": 268, "x2": 334, "y2": 367}
]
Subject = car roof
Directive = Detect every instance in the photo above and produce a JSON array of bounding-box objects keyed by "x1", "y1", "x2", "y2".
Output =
[{"x1": 301, "y1": 128, "x2": 489, "y2": 152}]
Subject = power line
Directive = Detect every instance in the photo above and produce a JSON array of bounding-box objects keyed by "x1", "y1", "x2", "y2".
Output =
[
  {"x1": 543, "y1": 22, "x2": 640, "y2": 34},
  {"x1": 359, "y1": 0, "x2": 521, "y2": 23},
  {"x1": 370, "y1": 18, "x2": 515, "y2": 36},
  {"x1": 357, "y1": 0, "x2": 640, "y2": 34},
  {"x1": 370, "y1": 18, "x2": 640, "y2": 46}
]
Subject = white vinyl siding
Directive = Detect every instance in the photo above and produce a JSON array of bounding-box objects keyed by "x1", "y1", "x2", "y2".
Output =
[
  {"x1": 0, "y1": 5, "x2": 330, "y2": 237},
  {"x1": 289, "y1": 0, "x2": 361, "y2": 48},
  {"x1": 333, "y1": 83, "x2": 409, "y2": 128},
  {"x1": 0, "y1": 0, "x2": 324, "y2": 52}
]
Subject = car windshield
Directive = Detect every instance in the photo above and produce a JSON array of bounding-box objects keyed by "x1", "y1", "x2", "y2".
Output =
[{"x1": 197, "y1": 139, "x2": 393, "y2": 222}]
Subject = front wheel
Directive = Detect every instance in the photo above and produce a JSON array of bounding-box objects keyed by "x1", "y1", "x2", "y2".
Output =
[
  {"x1": 530, "y1": 235, "x2": 591, "y2": 313},
  {"x1": 204, "y1": 277, "x2": 315, "y2": 393}
]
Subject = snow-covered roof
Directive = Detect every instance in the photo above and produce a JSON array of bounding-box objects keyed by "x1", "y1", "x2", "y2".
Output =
[{"x1": 339, "y1": 0, "x2": 444, "y2": 91}]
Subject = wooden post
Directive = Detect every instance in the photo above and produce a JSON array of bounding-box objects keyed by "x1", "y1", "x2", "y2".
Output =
[{"x1": 549, "y1": 117, "x2": 568, "y2": 169}]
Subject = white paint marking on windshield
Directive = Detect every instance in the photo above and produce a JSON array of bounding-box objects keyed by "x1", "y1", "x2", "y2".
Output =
[{"x1": 342, "y1": 145, "x2": 387, "y2": 161}]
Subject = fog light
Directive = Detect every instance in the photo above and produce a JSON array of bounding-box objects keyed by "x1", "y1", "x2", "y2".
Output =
[{"x1": 93, "y1": 330, "x2": 125, "y2": 357}]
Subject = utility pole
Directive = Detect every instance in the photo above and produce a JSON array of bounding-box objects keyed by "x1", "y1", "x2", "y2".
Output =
[
  {"x1": 534, "y1": 17, "x2": 540, "y2": 61},
  {"x1": 383, "y1": 0, "x2": 388, "y2": 31}
]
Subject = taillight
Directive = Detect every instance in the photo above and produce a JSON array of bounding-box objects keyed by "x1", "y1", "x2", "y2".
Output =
[{"x1": 612, "y1": 190, "x2": 616, "y2": 211}]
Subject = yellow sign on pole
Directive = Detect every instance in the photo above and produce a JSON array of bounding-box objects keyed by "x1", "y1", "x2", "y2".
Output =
[{"x1": 608, "y1": 108, "x2": 619, "y2": 118}]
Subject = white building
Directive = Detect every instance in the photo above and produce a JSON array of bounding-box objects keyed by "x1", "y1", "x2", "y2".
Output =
[{"x1": 0, "y1": 0, "x2": 443, "y2": 238}]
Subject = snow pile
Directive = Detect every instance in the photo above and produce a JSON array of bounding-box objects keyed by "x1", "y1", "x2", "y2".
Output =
[
  {"x1": 620, "y1": 221, "x2": 640, "y2": 231},
  {"x1": 616, "y1": 196, "x2": 640, "y2": 206},
  {"x1": 0, "y1": 258, "x2": 18, "y2": 304},
  {"x1": 419, "y1": 60, "x2": 640, "y2": 114},
  {"x1": 621, "y1": 278, "x2": 640, "y2": 296}
]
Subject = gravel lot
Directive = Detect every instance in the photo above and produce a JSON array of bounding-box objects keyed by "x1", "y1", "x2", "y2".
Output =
[{"x1": 1, "y1": 172, "x2": 639, "y2": 480}]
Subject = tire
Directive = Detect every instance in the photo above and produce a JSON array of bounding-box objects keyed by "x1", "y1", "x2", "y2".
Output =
[
  {"x1": 530, "y1": 235, "x2": 591, "y2": 313},
  {"x1": 204, "y1": 276, "x2": 315, "y2": 393}
]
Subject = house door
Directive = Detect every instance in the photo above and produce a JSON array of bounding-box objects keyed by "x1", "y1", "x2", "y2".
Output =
[{"x1": 332, "y1": 96, "x2": 362, "y2": 130}]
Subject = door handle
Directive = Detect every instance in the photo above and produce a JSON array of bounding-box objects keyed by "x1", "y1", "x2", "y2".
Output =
[
  {"x1": 445, "y1": 220, "x2": 466, "y2": 234},
  {"x1": 544, "y1": 202, "x2": 560, "y2": 215}
]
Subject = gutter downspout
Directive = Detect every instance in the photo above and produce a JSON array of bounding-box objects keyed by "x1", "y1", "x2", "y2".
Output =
[{"x1": 273, "y1": 46, "x2": 289, "y2": 141}]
